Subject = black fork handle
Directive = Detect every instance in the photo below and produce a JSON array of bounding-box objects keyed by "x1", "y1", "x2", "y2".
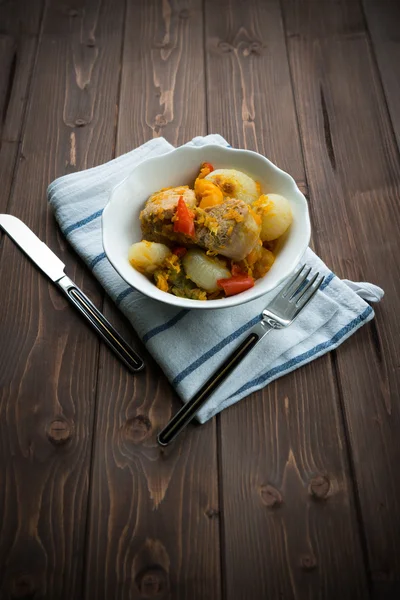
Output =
[{"x1": 157, "y1": 324, "x2": 272, "y2": 446}]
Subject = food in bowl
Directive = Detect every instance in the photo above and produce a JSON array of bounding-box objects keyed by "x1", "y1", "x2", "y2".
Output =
[{"x1": 127, "y1": 162, "x2": 293, "y2": 301}]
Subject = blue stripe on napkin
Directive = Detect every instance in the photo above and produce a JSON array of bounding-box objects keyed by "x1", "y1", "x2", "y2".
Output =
[
  {"x1": 143, "y1": 309, "x2": 189, "y2": 344},
  {"x1": 172, "y1": 312, "x2": 263, "y2": 386},
  {"x1": 230, "y1": 305, "x2": 373, "y2": 399},
  {"x1": 115, "y1": 287, "x2": 134, "y2": 305},
  {"x1": 90, "y1": 252, "x2": 107, "y2": 269},
  {"x1": 319, "y1": 272, "x2": 335, "y2": 290},
  {"x1": 64, "y1": 208, "x2": 103, "y2": 236}
]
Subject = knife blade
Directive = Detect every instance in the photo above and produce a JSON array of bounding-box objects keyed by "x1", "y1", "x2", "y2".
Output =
[{"x1": 0, "y1": 214, "x2": 145, "y2": 373}]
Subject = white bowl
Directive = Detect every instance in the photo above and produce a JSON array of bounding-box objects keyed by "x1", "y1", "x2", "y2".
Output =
[{"x1": 102, "y1": 144, "x2": 310, "y2": 309}]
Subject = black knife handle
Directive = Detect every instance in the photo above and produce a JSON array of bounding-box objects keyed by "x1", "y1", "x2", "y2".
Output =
[
  {"x1": 57, "y1": 275, "x2": 145, "y2": 373},
  {"x1": 157, "y1": 328, "x2": 270, "y2": 446}
]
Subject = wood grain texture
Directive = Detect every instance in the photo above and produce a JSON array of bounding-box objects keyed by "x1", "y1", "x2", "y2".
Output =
[
  {"x1": 0, "y1": 0, "x2": 125, "y2": 597},
  {"x1": 205, "y1": 0, "x2": 306, "y2": 192},
  {"x1": 363, "y1": 0, "x2": 400, "y2": 151},
  {"x1": 117, "y1": 0, "x2": 206, "y2": 153},
  {"x1": 205, "y1": 1, "x2": 369, "y2": 598},
  {"x1": 0, "y1": 0, "x2": 44, "y2": 210},
  {"x1": 282, "y1": 0, "x2": 400, "y2": 597},
  {"x1": 1, "y1": 0, "x2": 400, "y2": 598},
  {"x1": 84, "y1": 2, "x2": 221, "y2": 600}
]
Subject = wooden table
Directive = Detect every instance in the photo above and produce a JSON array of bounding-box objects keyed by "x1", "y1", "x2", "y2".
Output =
[{"x1": 1, "y1": 1, "x2": 399, "y2": 598}]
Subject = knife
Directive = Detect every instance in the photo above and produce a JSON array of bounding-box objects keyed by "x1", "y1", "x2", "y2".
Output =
[{"x1": 0, "y1": 214, "x2": 145, "y2": 373}]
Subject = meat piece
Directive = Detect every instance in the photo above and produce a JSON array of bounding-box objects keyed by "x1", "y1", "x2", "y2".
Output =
[
  {"x1": 141, "y1": 186, "x2": 196, "y2": 220},
  {"x1": 140, "y1": 189, "x2": 261, "y2": 261},
  {"x1": 140, "y1": 186, "x2": 197, "y2": 245},
  {"x1": 195, "y1": 198, "x2": 261, "y2": 261}
]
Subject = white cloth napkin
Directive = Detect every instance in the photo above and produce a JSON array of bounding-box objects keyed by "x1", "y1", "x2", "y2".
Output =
[{"x1": 48, "y1": 135, "x2": 384, "y2": 423}]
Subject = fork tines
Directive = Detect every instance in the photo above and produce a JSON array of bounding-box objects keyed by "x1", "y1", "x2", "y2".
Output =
[{"x1": 282, "y1": 264, "x2": 324, "y2": 308}]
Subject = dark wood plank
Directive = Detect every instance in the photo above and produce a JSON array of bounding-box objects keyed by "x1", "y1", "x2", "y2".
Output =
[
  {"x1": 363, "y1": 0, "x2": 400, "y2": 151},
  {"x1": 117, "y1": 0, "x2": 207, "y2": 152},
  {"x1": 282, "y1": 1, "x2": 400, "y2": 598},
  {"x1": 0, "y1": 0, "x2": 44, "y2": 210},
  {"x1": 205, "y1": 1, "x2": 370, "y2": 598},
  {"x1": 84, "y1": 2, "x2": 221, "y2": 600},
  {"x1": 0, "y1": 0, "x2": 43, "y2": 31},
  {"x1": 0, "y1": 0, "x2": 126, "y2": 597}
]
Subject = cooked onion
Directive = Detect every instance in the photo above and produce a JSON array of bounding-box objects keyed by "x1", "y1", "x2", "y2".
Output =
[
  {"x1": 128, "y1": 241, "x2": 171, "y2": 274},
  {"x1": 253, "y1": 193, "x2": 293, "y2": 241},
  {"x1": 183, "y1": 249, "x2": 231, "y2": 292},
  {"x1": 205, "y1": 169, "x2": 259, "y2": 204}
]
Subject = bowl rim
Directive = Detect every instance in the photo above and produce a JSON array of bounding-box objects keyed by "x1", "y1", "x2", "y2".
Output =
[{"x1": 102, "y1": 144, "x2": 311, "y2": 309}]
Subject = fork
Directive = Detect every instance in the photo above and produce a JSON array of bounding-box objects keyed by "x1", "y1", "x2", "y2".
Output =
[{"x1": 157, "y1": 265, "x2": 324, "y2": 446}]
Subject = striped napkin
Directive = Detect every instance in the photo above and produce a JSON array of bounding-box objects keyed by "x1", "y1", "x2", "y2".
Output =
[{"x1": 48, "y1": 135, "x2": 383, "y2": 423}]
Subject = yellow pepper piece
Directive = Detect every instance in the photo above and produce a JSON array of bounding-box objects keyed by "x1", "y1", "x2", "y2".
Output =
[{"x1": 194, "y1": 178, "x2": 224, "y2": 209}]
